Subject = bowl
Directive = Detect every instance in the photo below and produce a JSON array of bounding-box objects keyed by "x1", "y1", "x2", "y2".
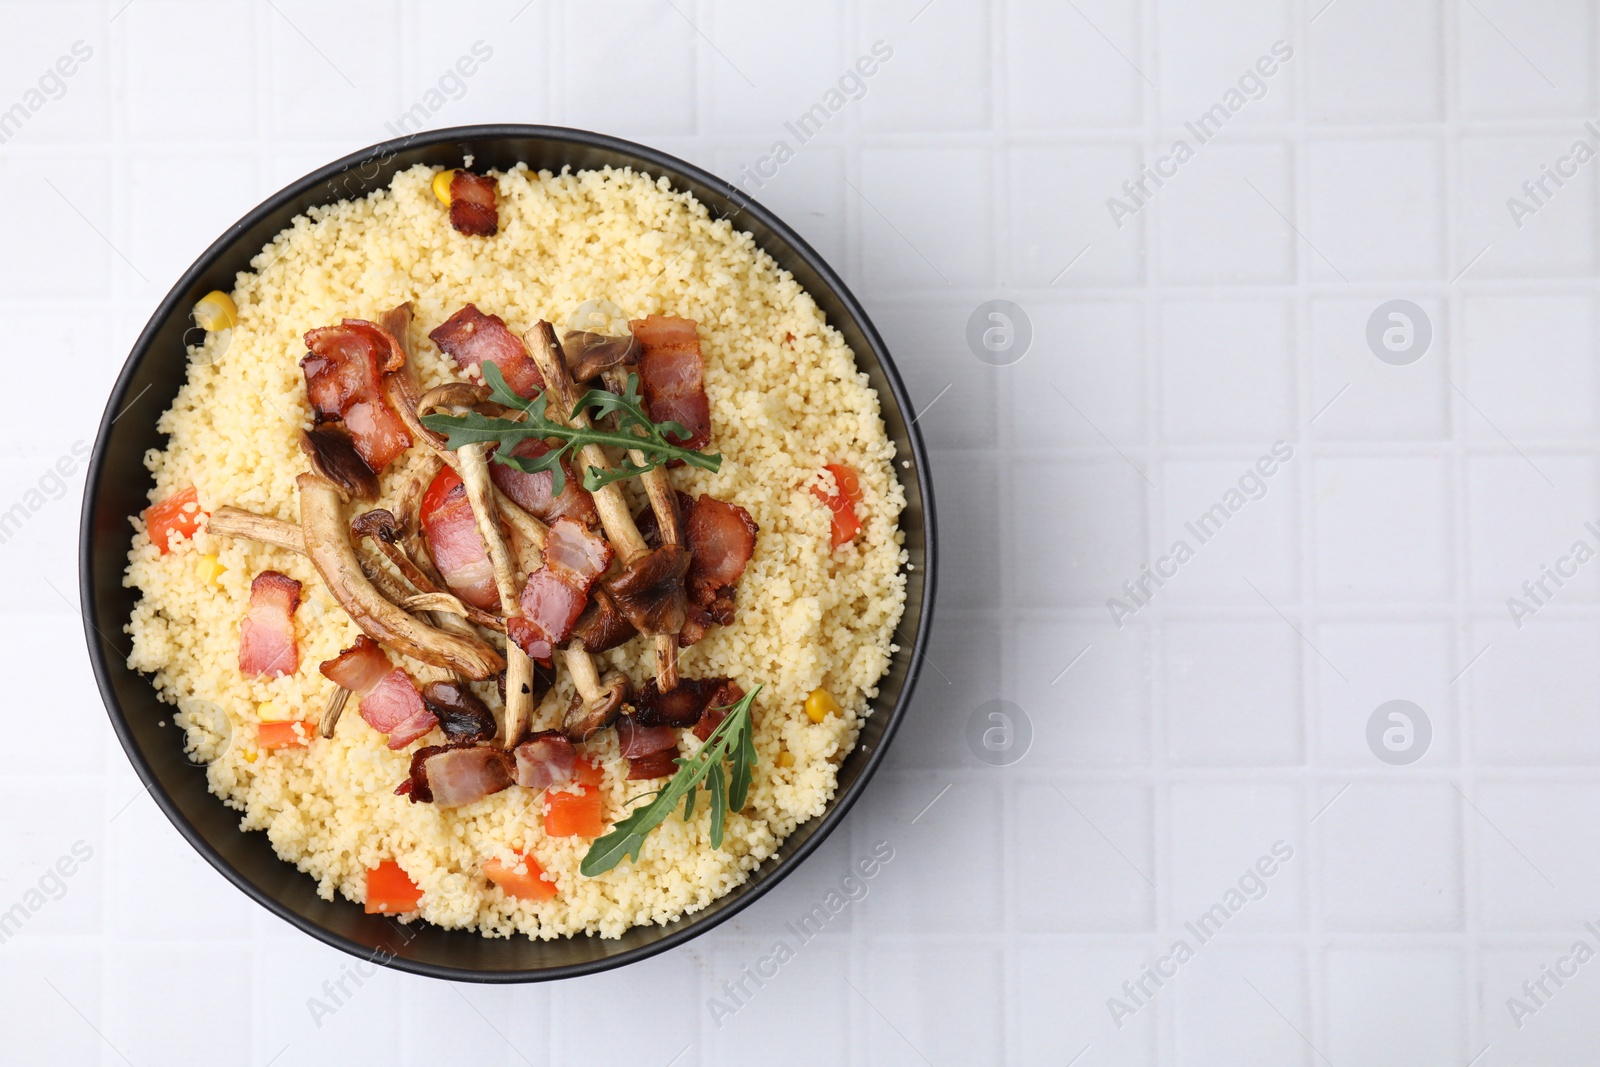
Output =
[{"x1": 78, "y1": 124, "x2": 936, "y2": 981}]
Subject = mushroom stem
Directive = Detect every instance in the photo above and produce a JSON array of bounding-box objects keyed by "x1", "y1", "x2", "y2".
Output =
[
  {"x1": 527, "y1": 322, "x2": 681, "y2": 690},
  {"x1": 602, "y1": 366, "x2": 683, "y2": 692},
  {"x1": 457, "y1": 441, "x2": 536, "y2": 746},
  {"x1": 209, "y1": 505, "x2": 431, "y2": 614},
  {"x1": 350, "y1": 510, "x2": 506, "y2": 633},
  {"x1": 404, "y1": 382, "x2": 550, "y2": 555},
  {"x1": 318, "y1": 686, "x2": 350, "y2": 739},
  {"x1": 209, "y1": 507, "x2": 305, "y2": 553},
  {"x1": 297, "y1": 472, "x2": 504, "y2": 679},
  {"x1": 523, "y1": 322, "x2": 648, "y2": 563}
]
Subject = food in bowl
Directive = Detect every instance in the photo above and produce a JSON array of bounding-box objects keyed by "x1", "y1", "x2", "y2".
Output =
[{"x1": 123, "y1": 162, "x2": 907, "y2": 938}]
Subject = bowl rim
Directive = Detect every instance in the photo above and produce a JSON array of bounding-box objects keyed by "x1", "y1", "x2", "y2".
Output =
[{"x1": 79, "y1": 123, "x2": 937, "y2": 982}]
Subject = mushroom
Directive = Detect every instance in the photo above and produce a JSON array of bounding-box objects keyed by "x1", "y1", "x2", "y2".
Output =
[
  {"x1": 523, "y1": 320, "x2": 685, "y2": 691},
  {"x1": 318, "y1": 686, "x2": 350, "y2": 739},
  {"x1": 417, "y1": 383, "x2": 540, "y2": 748},
  {"x1": 601, "y1": 362, "x2": 686, "y2": 691},
  {"x1": 299, "y1": 425, "x2": 379, "y2": 501},
  {"x1": 562, "y1": 655, "x2": 630, "y2": 742},
  {"x1": 209, "y1": 506, "x2": 306, "y2": 553},
  {"x1": 297, "y1": 471, "x2": 504, "y2": 679},
  {"x1": 409, "y1": 381, "x2": 550, "y2": 557},
  {"x1": 562, "y1": 329, "x2": 640, "y2": 383},
  {"x1": 350, "y1": 508, "x2": 505, "y2": 633},
  {"x1": 208, "y1": 505, "x2": 418, "y2": 608}
]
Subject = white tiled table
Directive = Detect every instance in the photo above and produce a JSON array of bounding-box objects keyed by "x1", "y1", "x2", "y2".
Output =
[{"x1": 4, "y1": 0, "x2": 1599, "y2": 1063}]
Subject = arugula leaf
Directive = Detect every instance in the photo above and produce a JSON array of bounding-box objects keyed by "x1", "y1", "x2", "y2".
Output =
[
  {"x1": 579, "y1": 685, "x2": 761, "y2": 877},
  {"x1": 418, "y1": 361, "x2": 720, "y2": 497}
]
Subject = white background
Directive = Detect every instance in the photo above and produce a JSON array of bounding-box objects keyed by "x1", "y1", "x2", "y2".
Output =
[{"x1": 3, "y1": 0, "x2": 1598, "y2": 1064}]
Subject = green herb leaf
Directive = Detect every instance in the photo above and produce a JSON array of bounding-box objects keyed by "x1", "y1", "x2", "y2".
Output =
[
  {"x1": 418, "y1": 364, "x2": 721, "y2": 498},
  {"x1": 579, "y1": 685, "x2": 761, "y2": 877},
  {"x1": 708, "y1": 762, "x2": 728, "y2": 850}
]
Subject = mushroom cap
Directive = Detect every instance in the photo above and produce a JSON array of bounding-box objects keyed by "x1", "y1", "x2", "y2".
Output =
[{"x1": 562, "y1": 669, "x2": 630, "y2": 742}]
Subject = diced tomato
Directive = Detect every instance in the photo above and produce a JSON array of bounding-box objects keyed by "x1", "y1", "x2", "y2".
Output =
[
  {"x1": 257, "y1": 720, "x2": 314, "y2": 750},
  {"x1": 483, "y1": 853, "x2": 559, "y2": 901},
  {"x1": 144, "y1": 486, "x2": 207, "y2": 554},
  {"x1": 573, "y1": 757, "x2": 604, "y2": 787},
  {"x1": 365, "y1": 860, "x2": 423, "y2": 914},
  {"x1": 810, "y1": 464, "x2": 863, "y2": 547},
  {"x1": 543, "y1": 786, "x2": 605, "y2": 838}
]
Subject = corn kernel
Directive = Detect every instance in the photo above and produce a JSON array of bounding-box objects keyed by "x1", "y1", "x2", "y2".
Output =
[
  {"x1": 192, "y1": 290, "x2": 236, "y2": 332},
  {"x1": 195, "y1": 554, "x2": 226, "y2": 587},
  {"x1": 804, "y1": 688, "x2": 840, "y2": 724},
  {"x1": 256, "y1": 700, "x2": 291, "y2": 723},
  {"x1": 243, "y1": 749, "x2": 258, "y2": 763},
  {"x1": 432, "y1": 169, "x2": 456, "y2": 205},
  {"x1": 776, "y1": 750, "x2": 795, "y2": 768}
]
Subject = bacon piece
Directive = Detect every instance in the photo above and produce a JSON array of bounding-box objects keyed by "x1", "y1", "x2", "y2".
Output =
[
  {"x1": 401, "y1": 743, "x2": 514, "y2": 806},
  {"x1": 637, "y1": 490, "x2": 754, "y2": 647},
  {"x1": 448, "y1": 170, "x2": 499, "y2": 237},
  {"x1": 429, "y1": 304, "x2": 545, "y2": 398},
  {"x1": 489, "y1": 439, "x2": 600, "y2": 527},
  {"x1": 319, "y1": 634, "x2": 390, "y2": 692},
  {"x1": 616, "y1": 714, "x2": 677, "y2": 758},
  {"x1": 628, "y1": 316, "x2": 712, "y2": 451},
  {"x1": 603, "y1": 543, "x2": 689, "y2": 637},
  {"x1": 419, "y1": 466, "x2": 499, "y2": 612},
  {"x1": 693, "y1": 681, "x2": 745, "y2": 741},
  {"x1": 506, "y1": 518, "x2": 614, "y2": 660},
  {"x1": 512, "y1": 730, "x2": 579, "y2": 790},
  {"x1": 319, "y1": 636, "x2": 436, "y2": 749},
  {"x1": 239, "y1": 570, "x2": 301, "y2": 678},
  {"x1": 682, "y1": 494, "x2": 758, "y2": 646},
  {"x1": 627, "y1": 749, "x2": 680, "y2": 781},
  {"x1": 301, "y1": 320, "x2": 412, "y2": 471},
  {"x1": 359, "y1": 669, "x2": 437, "y2": 749},
  {"x1": 420, "y1": 681, "x2": 497, "y2": 743},
  {"x1": 635, "y1": 676, "x2": 734, "y2": 729}
]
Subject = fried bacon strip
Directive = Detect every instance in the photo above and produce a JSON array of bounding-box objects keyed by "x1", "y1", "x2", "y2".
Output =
[
  {"x1": 512, "y1": 730, "x2": 578, "y2": 790},
  {"x1": 448, "y1": 171, "x2": 499, "y2": 237},
  {"x1": 321, "y1": 636, "x2": 438, "y2": 749},
  {"x1": 418, "y1": 467, "x2": 499, "y2": 612},
  {"x1": 488, "y1": 438, "x2": 600, "y2": 528},
  {"x1": 429, "y1": 305, "x2": 545, "y2": 399},
  {"x1": 680, "y1": 494, "x2": 758, "y2": 646},
  {"x1": 628, "y1": 315, "x2": 711, "y2": 451},
  {"x1": 505, "y1": 518, "x2": 613, "y2": 661},
  {"x1": 301, "y1": 319, "x2": 413, "y2": 471},
  {"x1": 239, "y1": 570, "x2": 301, "y2": 679},
  {"x1": 400, "y1": 743, "x2": 513, "y2": 806}
]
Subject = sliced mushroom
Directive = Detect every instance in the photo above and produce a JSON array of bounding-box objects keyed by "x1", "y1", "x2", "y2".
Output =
[
  {"x1": 408, "y1": 382, "x2": 549, "y2": 555},
  {"x1": 526, "y1": 321, "x2": 685, "y2": 690},
  {"x1": 209, "y1": 505, "x2": 421, "y2": 609},
  {"x1": 297, "y1": 471, "x2": 504, "y2": 679},
  {"x1": 458, "y1": 442, "x2": 538, "y2": 746},
  {"x1": 562, "y1": 329, "x2": 640, "y2": 383},
  {"x1": 420, "y1": 680, "x2": 497, "y2": 743},
  {"x1": 209, "y1": 506, "x2": 306, "y2": 553},
  {"x1": 318, "y1": 685, "x2": 350, "y2": 739},
  {"x1": 522, "y1": 321, "x2": 648, "y2": 562},
  {"x1": 562, "y1": 665, "x2": 630, "y2": 743},
  {"x1": 299, "y1": 425, "x2": 379, "y2": 501},
  {"x1": 602, "y1": 364, "x2": 685, "y2": 691},
  {"x1": 351, "y1": 509, "x2": 506, "y2": 633}
]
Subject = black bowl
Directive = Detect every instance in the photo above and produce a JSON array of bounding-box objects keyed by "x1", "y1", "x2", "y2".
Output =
[{"x1": 78, "y1": 125, "x2": 935, "y2": 981}]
